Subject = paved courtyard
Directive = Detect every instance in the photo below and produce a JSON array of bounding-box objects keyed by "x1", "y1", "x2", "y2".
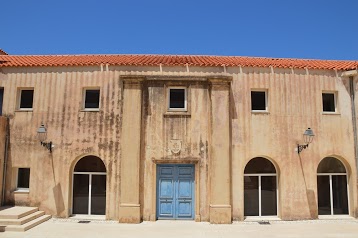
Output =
[{"x1": 2, "y1": 219, "x2": 358, "y2": 238}]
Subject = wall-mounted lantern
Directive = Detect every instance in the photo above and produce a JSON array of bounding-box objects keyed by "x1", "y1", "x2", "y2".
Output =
[
  {"x1": 297, "y1": 128, "x2": 315, "y2": 154},
  {"x1": 37, "y1": 123, "x2": 53, "y2": 153}
]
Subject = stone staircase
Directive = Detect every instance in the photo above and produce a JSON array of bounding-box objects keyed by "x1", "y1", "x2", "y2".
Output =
[{"x1": 0, "y1": 206, "x2": 51, "y2": 232}]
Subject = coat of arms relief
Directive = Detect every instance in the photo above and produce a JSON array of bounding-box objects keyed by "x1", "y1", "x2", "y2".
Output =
[{"x1": 169, "y1": 139, "x2": 182, "y2": 155}]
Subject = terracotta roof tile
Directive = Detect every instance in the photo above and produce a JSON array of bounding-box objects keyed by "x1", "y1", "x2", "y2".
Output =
[{"x1": 0, "y1": 54, "x2": 357, "y2": 70}]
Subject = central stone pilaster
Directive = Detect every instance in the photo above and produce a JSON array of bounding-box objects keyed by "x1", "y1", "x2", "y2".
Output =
[
  {"x1": 118, "y1": 77, "x2": 143, "y2": 223},
  {"x1": 209, "y1": 78, "x2": 232, "y2": 224}
]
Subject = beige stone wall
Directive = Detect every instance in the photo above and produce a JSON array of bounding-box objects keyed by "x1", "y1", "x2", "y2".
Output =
[
  {"x1": 230, "y1": 67, "x2": 356, "y2": 220},
  {"x1": 353, "y1": 75, "x2": 358, "y2": 217},
  {"x1": 141, "y1": 80, "x2": 211, "y2": 221},
  {"x1": 0, "y1": 65, "x2": 356, "y2": 222},
  {"x1": 0, "y1": 116, "x2": 7, "y2": 206},
  {"x1": 0, "y1": 67, "x2": 122, "y2": 219}
]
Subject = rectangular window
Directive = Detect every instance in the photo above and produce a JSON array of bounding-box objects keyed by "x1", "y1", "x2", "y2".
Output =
[
  {"x1": 168, "y1": 87, "x2": 187, "y2": 111},
  {"x1": 0, "y1": 88, "x2": 3, "y2": 116},
  {"x1": 322, "y1": 93, "x2": 336, "y2": 112},
  {"x1": 251, "y1": 90, "x2": 267, "y2": 111},
  {"x1": 17, "y1": 168, "x2": 30, "y2": 190},
  {"x1": 84, "y1": 89, "x2": 100, "y2": 110},
  {"x1": 18, "y1": 89, "x2": 34, "y2": 109}
]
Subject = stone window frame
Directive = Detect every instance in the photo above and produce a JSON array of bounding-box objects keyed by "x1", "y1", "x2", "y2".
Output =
[
  {"x1": 16, "y1": 87, "x2": 34, "y2": 111},
  {"x1": 15, "y1": 167, "x2": 30, "y2": 192},
  {"x1": 322, "y1": 91, "x2": 338, "y2": 114},
  {"x1": 166, "y1": 86, "x2": 188, "y2": 112},
  {"x1": 82, "y1": 87, "x2": 101, "y2": 112},
  {"x1": 251, "y1": 89, "x2": 269, "y2": 113}
]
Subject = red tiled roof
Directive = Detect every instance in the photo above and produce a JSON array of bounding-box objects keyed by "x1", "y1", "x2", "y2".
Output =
[{"x1": 0, "y1": 54, "x2": 357, "y2": 70}]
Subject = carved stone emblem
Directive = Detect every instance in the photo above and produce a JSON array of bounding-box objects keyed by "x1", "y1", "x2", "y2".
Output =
[{"x1": 169, "y1": 139, "x2": 182, "y2": 154}]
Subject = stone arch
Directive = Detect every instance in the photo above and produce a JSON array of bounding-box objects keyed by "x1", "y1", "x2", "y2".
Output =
[
  {"x1": 243, "y1": 156, "x2": 279, "y2": 217},
  {"x1": 244, "y1": 155, "x2": 281, "y2": 176},
  {"x1": 316, "y1": 155, "x2": 351, "y2": 175},
  {"x1": 69, "y1": 153, "x2": 107, "y2": 175},
  {"x1": 68, "y1": 154, "x2": 107, "y2": 217},
  {"x1": 316, "y1": 155, "x2": 350, "y2": 216}
]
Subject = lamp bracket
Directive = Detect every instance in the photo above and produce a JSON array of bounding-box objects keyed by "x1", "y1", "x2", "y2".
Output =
[
  {"x1": 40, "y1": 141, "x2": 53, "y2": 153},
  {"x1": 297, "y1": 143, "x2": 309, "y2": 154}
]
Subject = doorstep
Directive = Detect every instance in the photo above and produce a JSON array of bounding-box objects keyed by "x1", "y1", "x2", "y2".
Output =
[
  {"x1": 244, "y1": 216, "x2": 281, "y2": 222},
  {"x1": 69, "y1": 215, "x2": 106, "y2": 221},
  {"x1": 318, "y1": 215, "x2": 354, "y2": 220}
]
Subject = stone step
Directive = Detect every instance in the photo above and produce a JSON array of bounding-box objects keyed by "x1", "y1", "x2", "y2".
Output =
[
  {"x1": 5, "y1": 215, "x2": 51, "y2": 232},
  {"x1": 0, "y1": 206, "x2": 38, "y2": 219},
  {"x1": 0, "y1": 210, "x2": 45, "y2": 225}
]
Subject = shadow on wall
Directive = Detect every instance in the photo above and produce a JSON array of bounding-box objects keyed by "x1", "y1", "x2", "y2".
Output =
[
  {"x1": 52, "y1": 183, "x2": 65, "y2": 216},
  {"x1": 298, "y1": 153, "x2": 318, "y2": 219},
  {"x1": 306, "y1": 189, "x2": 317, "y2": 219},
  {"x1": 50, "y1": 153, "x2": 65, "y2": 216}
]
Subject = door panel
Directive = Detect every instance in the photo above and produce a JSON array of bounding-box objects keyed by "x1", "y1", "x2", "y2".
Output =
[
  {"x1": 317, "y1": 175, "x2": 331, "y2": 215},
  {"x1": 177, "y1": 201, "x2": 192, "y2": 218},
  {"x1": 177, "y1": 179, "x2": 192, "y2": 198},
  {"x1": 332, "y1": 175, "x2": 348, "y2": 215},
  {"x1": 244, "y1": 176, "x2": 259, "y2": 216},
  {"x1": 159, "y1": 179, "x2": 175, "y2": 198},
  {"x1": 73, "y1": 174, "x2": 89, "y2": 214},
  {"x1": 176, "y1": 178, "x2": 193, "y2": 218},
  {"x1": 158, "y1": 166, "x2": 175, "y2": 219},
  {"x1": 157, "y1": 165, "x2": 194, "y2": 220},
  {"x1": 73, "y1": 174, "x2": 106, "y2": 215},
  {"x1": 261, "y1": 176, "x2": 277, "y2": 216},
  {"x1": 91, "y1": 175, "x2": 106, "y2": 215}
]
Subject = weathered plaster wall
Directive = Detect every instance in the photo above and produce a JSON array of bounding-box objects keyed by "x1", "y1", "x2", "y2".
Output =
[
  {"x1": 0, "y1": 116, "x2": 7, "y2": 206},
  {"x1": 141, "y1": 80, "x2": 211, "y2": 221},
  {"x1": 230, "y1": 67, "x2": 356, "y2": 220},
  {"x1": 0, "y1": 67, "x2": 122, "y2": 219},
  {"x1": 353, "y1": 75, "x2": 358, "y2": 217},
  {"x1": 0, "y1": 64, "x2": 356, "y2": 222}
]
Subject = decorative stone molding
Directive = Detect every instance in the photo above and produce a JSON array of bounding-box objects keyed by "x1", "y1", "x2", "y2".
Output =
[{"x1": 151, "y1": 157, "x2": 200, "y2": 164}]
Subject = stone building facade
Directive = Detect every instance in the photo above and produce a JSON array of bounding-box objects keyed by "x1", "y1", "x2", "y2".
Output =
[{"x1": 0, "y1": 54, "x2": 357, "y2": 223}]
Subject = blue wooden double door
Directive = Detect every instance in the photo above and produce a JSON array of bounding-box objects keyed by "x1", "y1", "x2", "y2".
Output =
[{"x1": 156, "y1": 164, "x2": 195, "y2": 220}]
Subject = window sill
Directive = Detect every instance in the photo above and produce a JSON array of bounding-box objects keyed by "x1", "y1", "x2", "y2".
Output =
[
  {"x1": 251, "y1": 110, "x2": 269, "y2": 114},
  {"x1": 164, "y1": 112, "x2": 191, "y2": 117},
  {"x1": 81, "y1": 109, "x2": 100, "y2": 112},
  {"x1": 322, "y1": 112, "x2": 340, "y2": 115},
  {"x1": 14, "y1": 189, "x2": 29, "y2": 194},
  {"x1": 15, "y1": 109, "x2": 33, "y2": 112},
  {"x1": 167, "y1": 108, "x2": 188, "y2": 112}
]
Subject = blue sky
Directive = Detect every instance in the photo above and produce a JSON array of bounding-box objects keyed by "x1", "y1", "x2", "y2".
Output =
[{"x1": 1, "y1": 0, "x2": 357, "y2": 60}]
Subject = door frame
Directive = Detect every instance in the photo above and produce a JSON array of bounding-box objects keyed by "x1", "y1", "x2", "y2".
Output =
[
  {"x1": 243, "y1": 173, "x2": 279, "y2": 218},
  {"x1": 317, "y1": 172, "x2": 350, "y2": 217},
  {"x1": 156, "y1": 164, "x2": 195, "y2": 220},
  {"x1": 71, "y1": 171, "x2": 106, "y2": 216}
]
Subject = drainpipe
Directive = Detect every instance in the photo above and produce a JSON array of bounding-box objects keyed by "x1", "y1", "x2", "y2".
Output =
[
  {"x1": 350, "y1": 76, "x2": 358, "y2": 178},
  {"x1": 343, "y1": 70, "x2": 358, "y2": 180},
  {"x1": 1, "y1": 116, "x2": 9, "y2": 205}
]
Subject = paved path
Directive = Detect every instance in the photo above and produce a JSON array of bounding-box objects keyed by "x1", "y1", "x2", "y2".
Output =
[{"x1": 2, "y1": 219, "x2": 358, "y2": 238}]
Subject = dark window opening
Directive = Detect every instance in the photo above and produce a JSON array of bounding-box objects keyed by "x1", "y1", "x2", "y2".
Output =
[
  {"x1": 85, "y1": 90, "x2": 100, "y2": 109},
  {"x1": 19, "y1": 90, "x2": 34, "y2": 109},
  {"x1": 317, "y1": 157, "x2": 346, "y2": 173},
  {"x1": 169, "y1": 88, "x2": 185, "y2": 109},
  {"x1": 17, "y1": 168, "x2": 30, "y2": 189},
  {"x1": 251, "y1": 91, "x2": 266, "y2": 111},
  {"x1": 322, "y1": 93, "x2": 335, "y2": 112},
  {"x1": 0, "y1": 88, "x2": 3, "y2": 115},
  {"x1": 74, "y1": 156, "x2": 106, "y2": 172}
]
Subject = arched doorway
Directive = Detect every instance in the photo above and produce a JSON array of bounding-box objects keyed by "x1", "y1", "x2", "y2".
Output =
[
  {"x1": 72, "y1": 156, "x2": 106, "y2": 215},
  {"x1": 244, "y1": 157, "x2": 278, "y2": 217},
  {"x1": 317, "y1": 157, "x2": 349, "y2": 216}
]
